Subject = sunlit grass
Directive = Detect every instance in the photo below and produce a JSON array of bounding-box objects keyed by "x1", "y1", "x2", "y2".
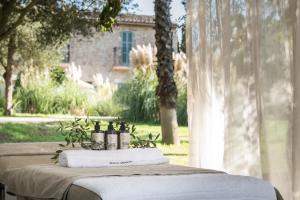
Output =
[
  {"x1": 0, "y1": 122, "x2": 65, "y2": 142},
  {"x1": 158, "y1": 142, "x2": 189, "y2": 166},
  {"x1": 0, "y1": 119, "x2": 290, "y2": 168},
  {"x1": 0, "y1": 119, "x2": 289, "y2": 168},
  {"x1": 130, "y1": 123, "x2": 189, "y2": 165}
]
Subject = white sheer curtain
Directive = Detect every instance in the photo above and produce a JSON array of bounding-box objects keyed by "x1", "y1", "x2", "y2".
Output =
[{"x1": 187, "y1": 0, "x2": 300, "y2": 199}]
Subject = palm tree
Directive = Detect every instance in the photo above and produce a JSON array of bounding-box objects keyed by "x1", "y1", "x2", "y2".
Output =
[{"x1": 154, "y1": 0, "x2": 180, "y2": 144}]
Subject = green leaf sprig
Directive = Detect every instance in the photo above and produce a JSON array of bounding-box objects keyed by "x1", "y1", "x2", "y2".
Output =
[{"x1": 51, "y1": 118, "x2": 160, "y2": 161}]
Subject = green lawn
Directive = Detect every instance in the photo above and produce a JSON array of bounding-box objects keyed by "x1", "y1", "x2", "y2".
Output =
[
  {"x1": 0, "y1": 122, "x2": 189, "y2": 166},
  {"x1": 0, "y1": 119, "x2": 289, "y2": 168},
  {"x1": 0, "y1": 122, "x2": 64, "y2": 142}
]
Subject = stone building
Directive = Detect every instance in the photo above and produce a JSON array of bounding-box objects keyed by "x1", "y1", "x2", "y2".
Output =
[{"x1": 63, "y1": 14, "x2": 178, "y2": 84}]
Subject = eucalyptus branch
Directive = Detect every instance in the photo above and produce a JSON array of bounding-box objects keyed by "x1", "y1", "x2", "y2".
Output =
[
  {"x1": 130, "y1": 132, "x2": 160, "y2": 148},
  {"x1": 51, "y1": 118, "x2": 160, "y2": 162}
]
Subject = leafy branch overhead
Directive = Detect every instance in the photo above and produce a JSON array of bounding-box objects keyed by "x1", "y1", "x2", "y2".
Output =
[
  {"x1": 0, "y1": 0, "x2": 135, "y2": 116},
  {"x1": 0, "y1": 0, "x2": 126, "y2": 43}
]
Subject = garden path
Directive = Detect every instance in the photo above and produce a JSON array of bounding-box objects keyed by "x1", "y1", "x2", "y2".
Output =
[{"x1": 0, "y1": 116, "x2": 116, "y2": 123}]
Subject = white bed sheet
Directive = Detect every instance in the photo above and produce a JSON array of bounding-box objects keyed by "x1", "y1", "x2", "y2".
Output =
[{"x1": 73, "y1": 173, "x2": 277, "y2": 200}]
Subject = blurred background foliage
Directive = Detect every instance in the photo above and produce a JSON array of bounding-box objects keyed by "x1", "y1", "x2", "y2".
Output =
[{"x1": 0, "y1": 44, "x2": 188, "y2": 125}]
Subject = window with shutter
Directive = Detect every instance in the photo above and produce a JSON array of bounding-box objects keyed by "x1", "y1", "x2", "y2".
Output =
[{"x1": 121, "y1": 31, "x2": 133, "y2": 66}]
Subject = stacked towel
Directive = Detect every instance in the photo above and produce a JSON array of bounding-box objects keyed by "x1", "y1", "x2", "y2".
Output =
[{"x1": 59, "y1": 148, "x2": 169, "y2": 168}]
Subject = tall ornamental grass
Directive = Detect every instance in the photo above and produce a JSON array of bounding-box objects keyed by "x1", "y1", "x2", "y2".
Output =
[
  {"x1": 89, "y1": 100, "x2": 125, "y2": 117},
  {"x1": 86, "y1": 73, "x2": 124, "y2": 117},
  {"x1": 176, "y1": 77, "x2": 188, "y2": 125},
  {"x1": 14, "y1": 67, "x2": 88, "y2": 115},
  {"x1": 115, "y1": 44, "x2": 188, "y2": 125},
  {"x1": 114, "y1": 69, "x2": 159, "y2": 123}
]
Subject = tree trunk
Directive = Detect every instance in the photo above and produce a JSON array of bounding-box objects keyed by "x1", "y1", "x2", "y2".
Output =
[
  {"x1": 3, "y1": 33, "x2": 16, "y2": 116},
  {"x1": 160, "y1": 106, "x2": 180, "y2": 144},
  {"x1": 154, "y1": 0, "x2": 179, "y2": 144}
]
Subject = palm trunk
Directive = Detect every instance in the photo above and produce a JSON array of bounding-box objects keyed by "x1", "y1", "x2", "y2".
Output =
[
  {"x1": 160, "y1": 106, "x2": 180, "y2": 144},
  {"x1": 3, "y1": 33, "x2": 16, "y2": 116},
  {"x1": 155, "y1": 0, "x2": 179, "y2": 144}
]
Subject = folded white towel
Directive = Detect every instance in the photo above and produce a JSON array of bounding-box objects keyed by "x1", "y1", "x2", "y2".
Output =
[{"x1": 59, "y1": 148, "x2": 169, "y2": 168}]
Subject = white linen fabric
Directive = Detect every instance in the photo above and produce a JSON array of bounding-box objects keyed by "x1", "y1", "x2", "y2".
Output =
[
  {"x1": 59, "y1": 148, "x2": 169, "y2": 168},
  {"x1": 186, "y1": 0, "x2": 300, "y2": 199},
  {"x1": 73, "y1": 173, "x2": 276, "y2": 200}
]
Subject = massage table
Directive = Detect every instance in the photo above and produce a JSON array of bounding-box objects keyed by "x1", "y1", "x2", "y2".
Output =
[{"x1": 0, "y1": 142, "x2": 284, "y2": 200}]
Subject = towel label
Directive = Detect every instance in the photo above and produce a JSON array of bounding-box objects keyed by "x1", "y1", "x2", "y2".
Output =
[
  {"x1": 109, "y1": 161, "x2": 133, "y2": 165},
  {"x1": 107, "y1": 134, "x2": 118, "y2": 150}
]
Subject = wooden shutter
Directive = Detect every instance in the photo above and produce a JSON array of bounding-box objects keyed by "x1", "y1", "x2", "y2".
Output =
[{"x1": 121, "y1": 31, "x2": 134, "y2": 65}]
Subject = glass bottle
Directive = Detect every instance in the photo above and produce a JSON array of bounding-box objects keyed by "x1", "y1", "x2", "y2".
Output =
[
  {"x1": 91, "y1": 121, "x2": 105, "y2": 150},
  {"x1": 106, "y1": 121, "x2": 118, "y2": 150},
  {"x1": 119, "y1": 121, "x2": 130, "y2": 149}
]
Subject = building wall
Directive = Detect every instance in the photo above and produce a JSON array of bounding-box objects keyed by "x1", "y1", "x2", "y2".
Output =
[{"x1": 69, "y1": 23, "x2": 178, "y2": 83}]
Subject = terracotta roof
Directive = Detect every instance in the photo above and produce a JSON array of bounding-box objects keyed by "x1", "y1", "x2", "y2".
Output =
[{"x1": 116, "y1": 14, "x2": 177, "y2": 28}]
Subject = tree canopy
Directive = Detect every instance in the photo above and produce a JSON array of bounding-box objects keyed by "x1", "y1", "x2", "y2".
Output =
[
  {"x1": 0, "y1": 0, "x2": 124, "y2": 43},
  {"x1": 0, "y1": 0, "x2": 131, "y2": 115}
]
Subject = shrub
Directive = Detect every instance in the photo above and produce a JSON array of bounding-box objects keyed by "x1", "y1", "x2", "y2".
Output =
[
  {"x1": 93, "y1": 73, "x2": 118, "y2": 102},
  {"x1": 84, "y1": 73, "x2": 123, "y2": 117},
  {"x1": 126, "y1": 44, "x2": 188, "y2": 125},
  {"x1": 58, "y1": 81, "x2": 88, "y2": 115},
  {"x1": 14, "y1": 68, "x2": 88, "y2": 115},
  {"x1": 14, "y1": 66, "x2": 126, "y2": 117},
  {"x1": 114, "y1": 70, "x2": 160, "y2": 123},
  {"x1": 114, "y1": 69, "x2": 188, "y2": 125},
  {"x1": 176, "y1": 79, "x2": 188, "y2": 125},
  {"x1": 115, "y1": 45, "x2": 187, "y2": 125},
  {"x1": 15, "y1": 80, "x2": 88, "y2": 115},
  {"x1": 89, "y1": 100, "x2": 125, "y2": 117},
  {"x1": 50, "y1": 66, "x2": 67, "y2": 85}
]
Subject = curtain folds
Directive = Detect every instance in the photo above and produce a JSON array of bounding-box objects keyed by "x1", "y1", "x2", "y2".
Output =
[{"x1": 187, "y1": 0, "x2": 299, "y2": 199}]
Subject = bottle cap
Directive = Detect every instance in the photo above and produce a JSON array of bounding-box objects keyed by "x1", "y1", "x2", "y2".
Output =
[
  {"x1": 95, "y1": 121, "x2": 100, "y2": 132},
  {"x1": 108, "y1": 121, "x2": 114, "y2": 131},
  {"x1": 120, "y1": 121, "x2": 126, "y2": 132}
]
